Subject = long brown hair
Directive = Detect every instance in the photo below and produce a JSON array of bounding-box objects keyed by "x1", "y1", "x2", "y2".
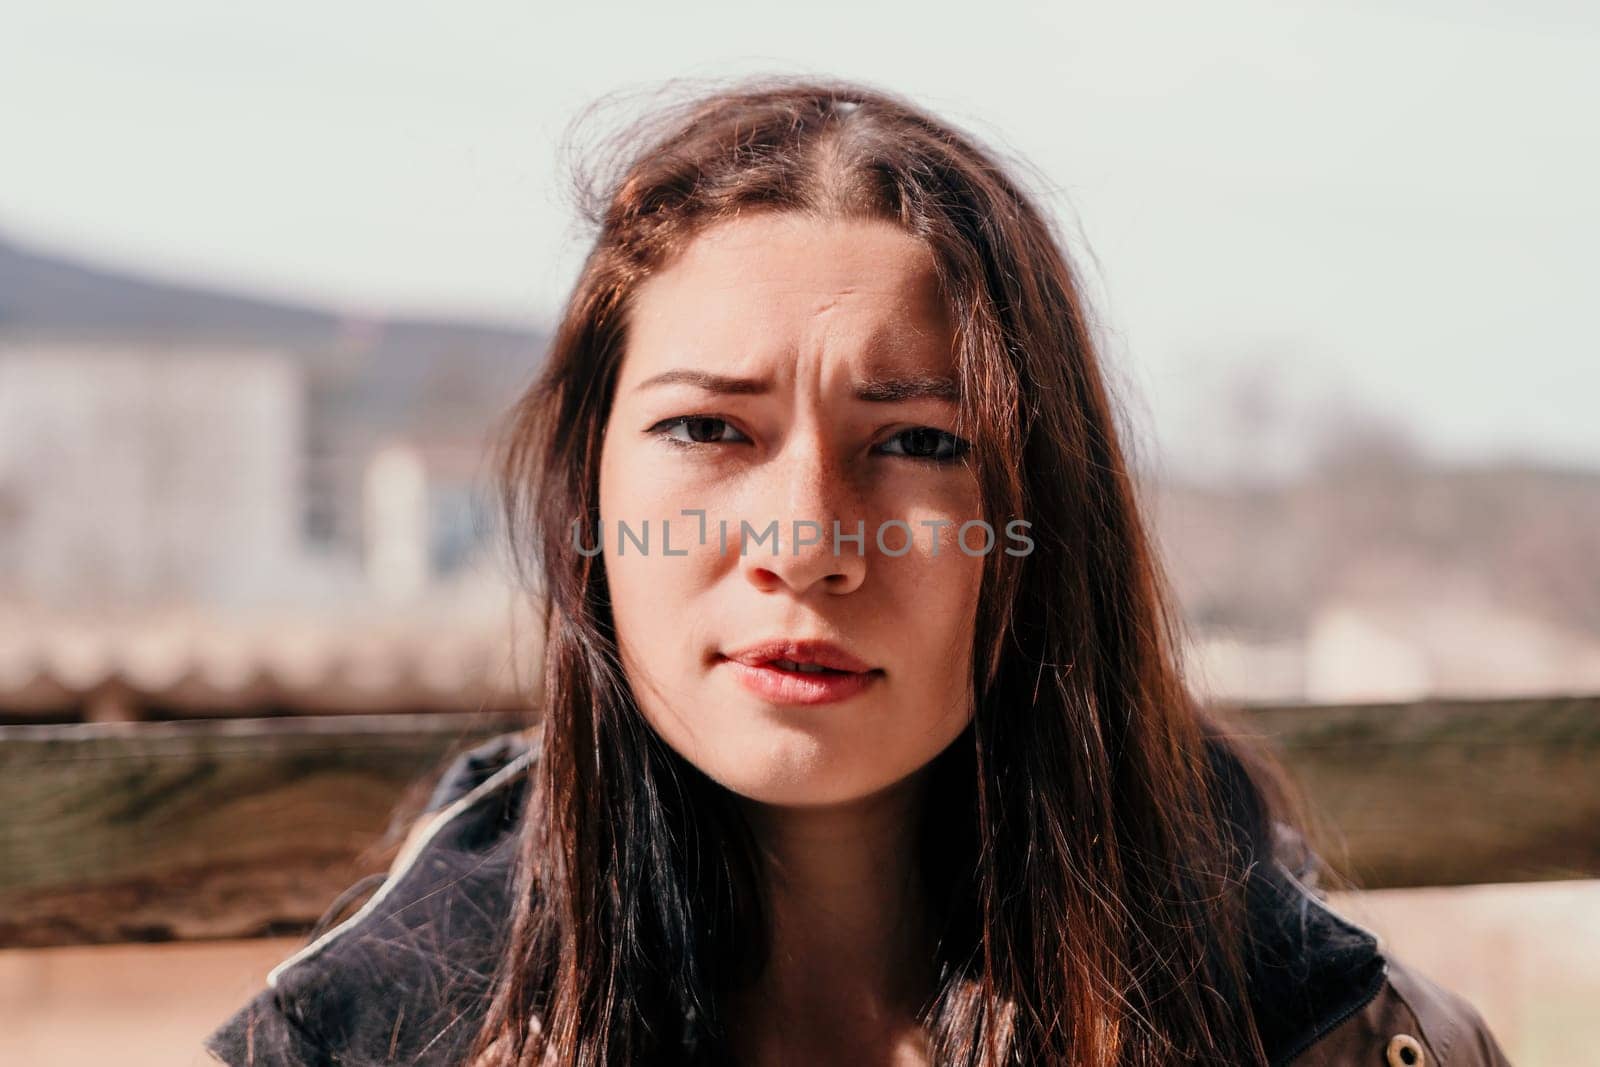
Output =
[{"x1": 473, "y1": 74, "x2": 1296, "y2": 1066}]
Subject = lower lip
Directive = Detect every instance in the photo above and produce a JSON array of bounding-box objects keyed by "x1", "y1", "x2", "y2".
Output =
[{"x1": 720, "y1": 657, "x2": 881, "y2": 706}]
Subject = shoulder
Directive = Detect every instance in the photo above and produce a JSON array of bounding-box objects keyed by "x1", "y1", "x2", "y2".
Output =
[
  {"x1": 1292, "y1": 950, "x2": 1514, "y2": 1067},
  {"x1": 422, "y1": 729, "x2": 540, "y2": 815},
  {"x1": 203, "y1": 730, "x2": 539, "y2": 1067},
  {"x1": 1238, "y1": 827, "x2": 1514, "y2": 1067}
]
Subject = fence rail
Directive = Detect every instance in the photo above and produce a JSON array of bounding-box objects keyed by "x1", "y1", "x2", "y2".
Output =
[
  {"x1": 2, "y1": 694, "x2": 1596, "y2": 949},
  {"x1": 0, "y1": 712, "x2": 522, "y2": 948}
]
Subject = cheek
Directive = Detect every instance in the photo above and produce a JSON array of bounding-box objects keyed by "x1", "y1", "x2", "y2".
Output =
[
  {"x1": 600, "y1": 427, "x2": 665, "y2": 516},
  {"x1": 887, "y1": 521, "x2": 985, "y2": 700},
  {"x1": 599, "y1": 429, "x2": 719, "y2": 549},
  {"x1": 597, "y1": 431, "x2": 715, "y2": 708},
  {"x1": 922, "y1": 550, "x2": 985, "y2": 690}
]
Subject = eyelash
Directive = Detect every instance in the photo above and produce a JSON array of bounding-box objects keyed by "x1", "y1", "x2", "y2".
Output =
[{"x1": 646, "y1": 415, "x2": 971, "y2": 464}]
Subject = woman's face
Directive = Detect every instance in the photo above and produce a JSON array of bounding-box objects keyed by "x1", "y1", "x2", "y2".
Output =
[{"x1": 598, "y1": 212, "x2": 984, "y2": 807}]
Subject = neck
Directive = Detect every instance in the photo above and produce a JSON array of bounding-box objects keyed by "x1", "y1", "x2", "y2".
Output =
[{"x1": 724, "y1": 769, "x2": 938, "y2": 1060}]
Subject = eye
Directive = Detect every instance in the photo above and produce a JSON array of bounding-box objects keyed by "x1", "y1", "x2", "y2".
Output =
[
  {"x1": 648, "y1": 415, "x2": 753, "y2": 448},
  {"x1": 876, "y1": 427, "x2": 970, "y2": 463}
]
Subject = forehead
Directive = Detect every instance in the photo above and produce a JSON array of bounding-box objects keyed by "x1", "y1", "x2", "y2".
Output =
[{"x1": 623, "y1": 213, "x2": 955, "y2": 373}]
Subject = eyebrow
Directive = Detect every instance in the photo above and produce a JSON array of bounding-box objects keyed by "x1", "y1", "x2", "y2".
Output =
[{"x1": 636, "y1": 369, "x2": 959, "y2": 404}]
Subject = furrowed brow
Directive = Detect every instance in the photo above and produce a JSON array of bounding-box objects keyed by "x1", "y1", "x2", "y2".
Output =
[
  {"x1": 854, "y1": 374, "x2": 960, "y2": 404},
  {"x1": 635, "y1": 368, "x2": 959, "y2": 403},
  {"x1": 636, "y1": 370, "x2": 771, "y2": 395}
]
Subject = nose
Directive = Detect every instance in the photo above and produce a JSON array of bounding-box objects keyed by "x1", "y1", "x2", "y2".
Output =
[{"x1": 737, "y1": 437, "x2": 869, "y2": 598}]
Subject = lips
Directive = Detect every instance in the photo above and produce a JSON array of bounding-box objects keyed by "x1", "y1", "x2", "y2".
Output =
[
  {"x1": 718, "y1": 638, "x2": 883, "y2": 706},
  {"x1": 724, "y1": 638, "x2": 875, "y2": 674}
]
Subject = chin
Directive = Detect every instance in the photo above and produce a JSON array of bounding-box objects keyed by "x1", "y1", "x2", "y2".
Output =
[
  {"x1": 701, "y1": 742, "x2": 877, "y2": 808},
  {"x1": 726, "y1": 777, "x2": 877, "y2": 808},
  {"x1": 723, "y1": 752, "x2": 924, "y2": 810}
]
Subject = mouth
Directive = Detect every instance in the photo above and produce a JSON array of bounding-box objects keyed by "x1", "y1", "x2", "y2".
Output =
[
  {"x1": 716, "y1": 639, "x2": 884, "y2": 706},
  {"x1": 766, "y1": 658, "x2": 852, "y2": 674}
]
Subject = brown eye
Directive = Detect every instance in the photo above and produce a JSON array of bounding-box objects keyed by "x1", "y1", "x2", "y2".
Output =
[
  {"x1": 878, "y1": 427, "x2": 969, "y2": 462},
  {"x1": 652, "y1": 415, "x2": 752, "y2": 447}
]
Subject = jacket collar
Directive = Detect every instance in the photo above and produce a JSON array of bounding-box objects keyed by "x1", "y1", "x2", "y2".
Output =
[
  {"x1": 1243, "y1": 847, "x2": 1388, "y2": 1065},
  {"x1": 252, "y1": 732, "x2": 1387, "y2": 1066},
  {"x1": 1211, "y1": 721, "x2": 1389, "y2": 1067}
]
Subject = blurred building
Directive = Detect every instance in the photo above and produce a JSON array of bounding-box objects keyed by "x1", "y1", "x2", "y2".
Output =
[
  {"x1": 0, "y1": 233, "x2": 545, "y2": 613},
  {"x1": 1157, "y1": 466, "x2": 1600, "y2": 703},
  {"x1": 0, "y1": 343, "x2": 303, "y2": 608}
]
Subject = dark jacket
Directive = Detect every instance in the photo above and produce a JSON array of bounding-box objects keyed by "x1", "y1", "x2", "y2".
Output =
[{"x1": 204, "y1": 732, "x2": 1514, "y2": 1067}]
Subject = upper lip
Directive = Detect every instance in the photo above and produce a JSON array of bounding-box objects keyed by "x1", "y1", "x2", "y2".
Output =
[{"x1": 722, "y1": 638, "x2": 878, "y2": 674}]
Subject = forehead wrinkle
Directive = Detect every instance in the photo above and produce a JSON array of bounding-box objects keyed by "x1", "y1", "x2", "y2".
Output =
[
  {"x1": 629, "y1": 291, "x2": 957, "y2": 403},
  {"x1": 624, "y1": 219, "x2": 955, "y2": 395}
]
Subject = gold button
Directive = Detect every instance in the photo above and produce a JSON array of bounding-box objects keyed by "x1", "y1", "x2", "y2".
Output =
[{"x1": 1386, "y1": 1033, "x2": 1425, "y2": 1066}]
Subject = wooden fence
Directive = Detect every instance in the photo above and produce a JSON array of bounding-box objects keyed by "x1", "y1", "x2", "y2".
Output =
[{"x1": 2, "y1": 694, "x2": 1596, "y2": 949}]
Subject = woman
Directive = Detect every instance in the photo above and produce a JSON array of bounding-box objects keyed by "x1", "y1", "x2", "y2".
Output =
[{"x1": 206, "y1": 77, "x2": 1512, "y2": 1066}]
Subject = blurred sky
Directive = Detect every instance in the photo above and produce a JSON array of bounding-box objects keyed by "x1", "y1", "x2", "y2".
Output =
[{"x1": 3, "y1": 1, "x2": 1596, "y2": 477}]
